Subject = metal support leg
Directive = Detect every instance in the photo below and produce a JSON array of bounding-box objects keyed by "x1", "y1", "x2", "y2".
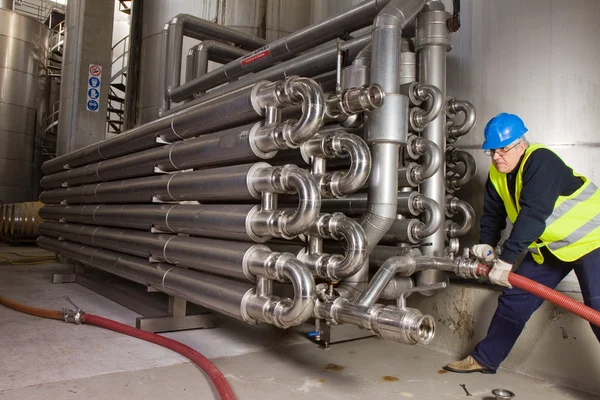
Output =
[
  {"x1": 52, "y1": 261, "x2": 84, "y2": 284},
  {"x1": 136, "y1": 296, "x2": 215, "y2": 333}
]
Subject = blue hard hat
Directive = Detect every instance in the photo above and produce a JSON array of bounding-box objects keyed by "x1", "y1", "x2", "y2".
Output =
[{"x1": 482, "y1": 113, "x2": 528, "y2": 150}]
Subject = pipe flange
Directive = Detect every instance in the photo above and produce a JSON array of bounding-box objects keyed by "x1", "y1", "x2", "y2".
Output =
[
  {"x1": 242, "y1": 244, "x2": 271, "y2": 281},
  {"x1": 250, "y1": 81, "x2": 275, "y2": 116},
  {"x1": 248, "y1": 122, "x2": 278, "y2": 160},
  {"x1": 240, "y1": 288, "x2": 260, "y2": 325},
  {"x1": 409, "y1": 108, "x2": 425, "y2": 132},
  {"x1": 405, "y1": 135, "x2": 421, "y2": 160},
  {"x1": 246, "y1": 206, "x2": 271, "y2": 243},
  {"x1": 247, "y1": 162, "x2": 274, "y2": 199}
]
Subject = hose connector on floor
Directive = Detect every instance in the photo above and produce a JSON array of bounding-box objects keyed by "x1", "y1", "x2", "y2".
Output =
[{"x1": 62, "y1": 296, "x2": 85, "y2": 325}]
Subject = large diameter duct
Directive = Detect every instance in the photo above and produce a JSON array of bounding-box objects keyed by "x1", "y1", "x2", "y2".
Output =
[
  {"x1": 414, "y1": 1, "x2": 451, "y2": 291},
  {"x1": 342, "y1": 0, "x2": 425, "y2": 298},
  {"x1": 0, "y1": 9, "x2": 49, "y2": 202},
  {"x1": 169, "y1": 0, "x2": 393, "y2": 102}
]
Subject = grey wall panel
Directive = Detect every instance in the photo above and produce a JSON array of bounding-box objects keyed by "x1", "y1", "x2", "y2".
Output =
[{"x1": 445, "y1": 0, "x2": 600, "y2": 248}]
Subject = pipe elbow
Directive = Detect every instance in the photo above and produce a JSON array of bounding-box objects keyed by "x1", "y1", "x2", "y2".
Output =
[
  {"x1": 279, "y1": 166, "x2": 321, "y2": 237},
  {"x1": 329, "y1": 133, "x2": 371, "y2": 197},
  {"x1": 375, "y1": 0, "x2": 427, "y2": 29},
  {"x1": 415, "y1": 195, "x2": 442, "y2": 238},
  {"x1": 445, "y1": 195, "x2": 475, "y2": 238},
  {"x1": 326, "y1": 214, "x2": 368, "y2": 280},
  {"x1": 446, "y1": 98, "x2": 477, "y2": 141},
  {"x1": 409, "y1": 136, "x2": 441, "y2": 182},
  {"x1": 287, "y1": 78, "x2": 326, "y2": 147},
  {"x1": 272, "y1": 255, "x2": 316, "y2": 328},
  {"x1": 409, "y1": 84, "x2": 443, "y2": 131}
]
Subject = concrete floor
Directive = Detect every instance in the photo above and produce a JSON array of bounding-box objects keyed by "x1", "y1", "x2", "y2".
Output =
[{"x1": 0, "y1": 247, "x2": 597, "y2": 400}]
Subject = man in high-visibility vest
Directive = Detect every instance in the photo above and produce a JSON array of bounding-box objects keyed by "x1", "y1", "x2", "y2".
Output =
[{"x1": 444, "y1": 112, "x2": 600, "y2": 374}]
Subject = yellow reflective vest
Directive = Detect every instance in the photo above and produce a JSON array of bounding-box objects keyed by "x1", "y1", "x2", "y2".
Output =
[{"x1": 489, "y1": 144, "x2": 600, "y2": 264}]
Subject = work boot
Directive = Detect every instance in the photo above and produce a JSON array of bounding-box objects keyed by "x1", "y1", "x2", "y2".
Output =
[{"x1": 443, "y1": 356, "x2": 496, "y2": 374}]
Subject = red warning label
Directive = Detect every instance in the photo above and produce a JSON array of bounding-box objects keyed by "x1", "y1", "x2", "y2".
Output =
[{"x1": 241, "y1": 46, "x2": 270, "y2": 68}]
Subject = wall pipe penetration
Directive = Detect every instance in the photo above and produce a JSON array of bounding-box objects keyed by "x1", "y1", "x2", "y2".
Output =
[{"x1": 39, "y1": 0, "x2": 486, "y2": 346}]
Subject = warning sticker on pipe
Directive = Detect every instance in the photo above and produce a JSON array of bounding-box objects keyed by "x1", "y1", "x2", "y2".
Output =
[{"x1": 241, "y1": 46, "x2": 271, "y2": 68}]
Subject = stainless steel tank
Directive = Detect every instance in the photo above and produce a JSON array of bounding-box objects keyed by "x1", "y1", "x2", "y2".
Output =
[
  {"x1": 446, "y1": 0, "x2": 600, "y2": 247},
  {"x1": 0, "y1": 8, "x2": 50, "y2": 203},
  {"x1": 137, "y1": 0, "x2": 312, "y2": 124}
]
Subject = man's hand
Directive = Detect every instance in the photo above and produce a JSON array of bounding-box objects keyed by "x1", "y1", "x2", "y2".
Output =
[
  {"x1": 489, "y1": 259, "x2": 513, "y2": 288},
  {"x1": 471, "y1": 244, "x2": 496, "y2": 262}
]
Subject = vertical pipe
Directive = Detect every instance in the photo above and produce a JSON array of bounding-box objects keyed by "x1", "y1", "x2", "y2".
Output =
[
  {"x1": 415, "y1": 1, "x2": 451, "y2": 291},
  {"x1": 157, "y1": 24, "x2": 169, "y2": 115},
  {"x1": 185, "y1": 47, "x2": 196, "y2": 83},
  {"x1": 165, "y1": 18, "x2": 184, "y2": 111},
  {"x1": 194, "y1": 44, "x2": 209, "y2": 79},
  {"x1": 123, "y1": 0, "x2": 143, "y2": 129}
]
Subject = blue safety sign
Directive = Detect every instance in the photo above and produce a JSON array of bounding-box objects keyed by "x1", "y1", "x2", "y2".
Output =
[
  {"x1": 87, "y1": 100, "x2": 99, "y2": 111},
  {"x1": 86, "y1": 64, "x2": 103, "y2": 112},
  {"x1": 88, "y1": 77, "x2": 100, "y2": 88},
  {"x1": 88, "y1": 88, "x2": 99, "y2": 99}
]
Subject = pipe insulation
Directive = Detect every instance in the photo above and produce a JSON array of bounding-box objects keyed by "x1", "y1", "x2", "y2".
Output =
[{"x1": 168, "y1": 0, "x2": 394, "y2": 102}]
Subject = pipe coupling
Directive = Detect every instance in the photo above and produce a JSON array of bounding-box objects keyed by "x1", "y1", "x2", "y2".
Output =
[{"x1": 325, "y1": 84, "x2": 385, "y2": 120}]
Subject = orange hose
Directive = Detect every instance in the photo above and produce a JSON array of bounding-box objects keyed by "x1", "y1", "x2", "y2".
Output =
[
  {"x1": 478, "y1": 264, "x2": 600, "y2": 327},
  {"x1": 0, "y1": 295, "x2": 63, "y2": 320},
  {"x1": 0, "y1": 295, "x2": 236, "y2": 399}
]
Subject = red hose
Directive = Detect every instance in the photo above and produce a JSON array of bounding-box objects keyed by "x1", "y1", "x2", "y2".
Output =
[
  {"x1": 478, "y1": 264, "x2": 600, "y2": 328},
  {"x1": 82, "y1": 313, "x2": 236, "y2": 400}
]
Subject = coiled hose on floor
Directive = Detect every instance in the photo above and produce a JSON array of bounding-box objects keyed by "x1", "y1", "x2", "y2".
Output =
[
  {"x1": 0, "y1": 296, "x2": 236, "y2": 400},
  {"x1": 477, "y1": 264, "x2": 600, "y2": 327}
]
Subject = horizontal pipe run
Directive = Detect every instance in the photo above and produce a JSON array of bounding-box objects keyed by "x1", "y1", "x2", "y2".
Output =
[
  {"x1": 314, "y1": 297, "x2": 435, "y2": 345},
  {"x1": 40, "y1": 163, "x2": 266, "y2": 205},
  {"x1": 38, "y1": 235, "x2": 315, "y2": 328},
  {"x1": 173, "y1": 14, "x2": 267, "y2": 51},
  {"x1": 41, "y1": 124, "x2": 263, "y2": 189},
  {"x1": 169, "y1": 0, "x2": 392, "y2": 102},
  {"x1": 40, "y1": 221, "x2": 267, "y2": 281},
  {"x1": 37, "y1": 236, "x2": 255, "y2": 321},
  {"x1": 39, "y1": 204, "x2": 258, "y2": 242},
  {"x1": 42, "y1": 84, "x2": 267, "y2": 174},
  {"x1": 165, "y1": 34, "x2": 372, "y2": 117}
]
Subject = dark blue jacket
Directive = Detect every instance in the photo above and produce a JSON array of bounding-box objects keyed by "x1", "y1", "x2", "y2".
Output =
[{"x1": 480, "y1": 148, "x2": 583, "y2": 264}]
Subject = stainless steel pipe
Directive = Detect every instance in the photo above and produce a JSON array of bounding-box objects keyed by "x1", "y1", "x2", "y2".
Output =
[
  {"x1": 43, "y1": 84, "x2": 267, "y2": 174},
  {"x1": 301, "y1": 131, "x2": 372, "y2": 198},
  {"x1": 38, "y1": 236, "x2": 314, "y2": 328},
  {"x1": 300, "y1": 213, "x2": 368, "y2": 281},
  {"x1": 39, "y1": 204, "x2": 259, "y2": 242},
  {"x1": 446, "y1": 147, "x2": 477, "y2": 192},
  {"x1": 445, "y1": 97, "x2": 476, "y2": 142},
  {"x1": 415, "y1": 1, "x2": 451, "y2": 290},
  {"x1": 165, "y1": 35, "x2": 372, "y2": 117},
  {"x1": 169, "y1": 0, "x2": 393, "y2": 102},
  {"x1": 445, "y1": 195, "x2": 475, "y2": 238}
]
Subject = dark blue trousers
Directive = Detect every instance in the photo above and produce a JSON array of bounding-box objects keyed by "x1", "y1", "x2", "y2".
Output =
[{"x1": 471, "y1": 248, "x2": 600, "y2": 371}]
